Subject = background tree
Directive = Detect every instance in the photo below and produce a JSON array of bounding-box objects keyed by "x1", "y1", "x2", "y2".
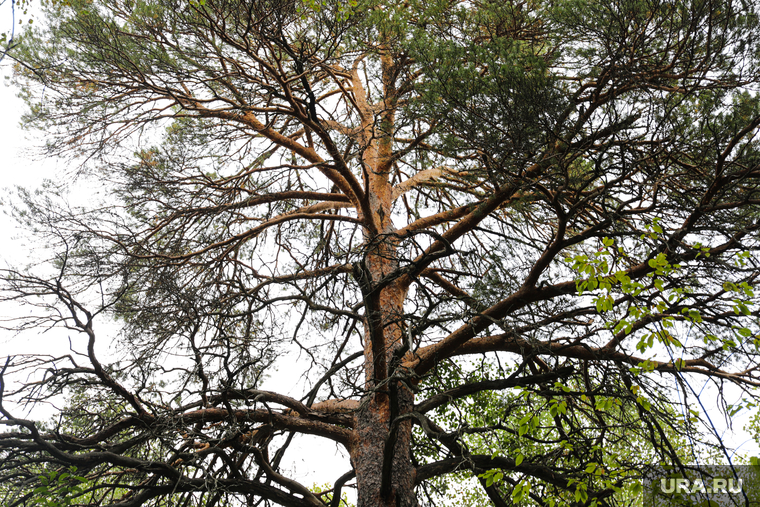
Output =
[{"x1": 2, "y1": 0, "x2": 760, "y2": 506}]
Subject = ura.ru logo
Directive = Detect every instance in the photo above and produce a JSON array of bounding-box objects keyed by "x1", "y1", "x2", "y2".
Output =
[{"x1": 660, "y1": 477, "x2": 743, "y2": 494}]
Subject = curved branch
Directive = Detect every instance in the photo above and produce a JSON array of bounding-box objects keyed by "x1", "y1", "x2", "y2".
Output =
[
  {"x1": 250, "y1": 447, "x2": 325, "y2": 506},
  {"x1": 414, "y1": 367, "x2": 575, "y2": 414},
  {"x1": 415, "y1": 454, "x2": 615, "y2": 501}
]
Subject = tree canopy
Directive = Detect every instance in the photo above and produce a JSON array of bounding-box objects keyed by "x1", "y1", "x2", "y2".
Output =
[{"x1": 2, "y1": 0, "x2": 760, "y2": 505}]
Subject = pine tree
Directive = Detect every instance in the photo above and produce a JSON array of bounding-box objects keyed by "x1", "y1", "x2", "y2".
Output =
[{"x1": 2, "y1": 0, "x2": 760, "y2": 505}]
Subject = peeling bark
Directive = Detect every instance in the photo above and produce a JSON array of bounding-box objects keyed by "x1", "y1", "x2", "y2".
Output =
[{"x1": 352, "y1": 389, "x2": 417, "y2": 507}]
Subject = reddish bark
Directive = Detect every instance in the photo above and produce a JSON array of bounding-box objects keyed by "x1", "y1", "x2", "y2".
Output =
[
  {"x1": 352, "y1": 390, "x2": 417, "y2": 507},
  {"x1": 340, "y1": 39, "x2": 422, "y2": 506},
  {"x1": 353, "y1": 260, "x2": 416, "y2": 505}
]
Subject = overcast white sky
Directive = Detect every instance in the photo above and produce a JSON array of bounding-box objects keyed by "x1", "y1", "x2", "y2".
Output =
[
  {"x1": 1, "y1": 0, "x2": 45, "y2": 181},
  {"x1": 1, "y1": 0, "x2": 79, "y2": 361}
]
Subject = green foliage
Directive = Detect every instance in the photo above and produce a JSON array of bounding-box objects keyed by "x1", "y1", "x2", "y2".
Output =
[
  {"x1": 405, "y1": 0, "x2": 562, "y2": 171},
  {"x1": 415, "y1": 356, "x2": 675, "y2": 506},
  {"x1": 32, "y1": 467, "x2": 88, "y2": 507},
  {"x1": 310, "y1": 482, "x2": 355, "y2": 507}
]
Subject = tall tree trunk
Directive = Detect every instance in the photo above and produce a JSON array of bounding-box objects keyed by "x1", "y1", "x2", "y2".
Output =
[
  {"x1": 353, "y1": 386, "x2": 417, "y2": 507},
  {"x1": 349, "y1": 42, "x2": 416, "y2": 506},
  {"x1": 352, "y1": 274, "x2": 417, "y2": 507}
]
